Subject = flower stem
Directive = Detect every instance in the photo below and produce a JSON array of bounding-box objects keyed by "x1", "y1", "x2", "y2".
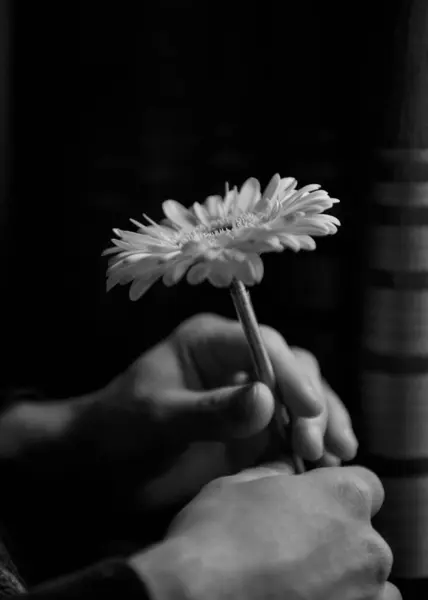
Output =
[{"x1": 230, "y1": 279, "x2": 305, "y2": 474}]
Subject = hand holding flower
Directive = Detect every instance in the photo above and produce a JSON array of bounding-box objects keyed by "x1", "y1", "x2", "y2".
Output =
[{"x1": 104, "y1": 173, "x2": 341, "y2": 474}]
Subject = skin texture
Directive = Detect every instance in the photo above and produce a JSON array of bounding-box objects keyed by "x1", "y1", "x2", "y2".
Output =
[{"x1": 132, "y1": 465, "x2": 402, "y2": 600}]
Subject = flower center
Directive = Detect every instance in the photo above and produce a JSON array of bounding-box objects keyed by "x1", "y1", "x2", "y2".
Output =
[
  {"x1": 207, "y1": 216, "x2": 234, "y2": 232},
  {"x1": 177, "y1": 212, "x2": 262, "y2": 246}
]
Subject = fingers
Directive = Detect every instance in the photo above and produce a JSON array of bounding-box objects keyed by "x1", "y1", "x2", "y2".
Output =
[
  {"x1": 177, "y1": 314, "x2": 321, "y2": 419},
  {"x1": 312, "y1": 451, "x2": 342, "y2": 468},
  {"x1": 292, "y1": 416, "x2": 325, "y2": 461},
  {"x1": 376, "y1": 582, "x2": 402, "y2": 600},
  {"x1": 178, "y1": 315, "x2": 358, "y2": 459},
  {"x1": 162, "y1": 382, "x2": 275, "y2": 442},
  {"x1": 323, "y1": 380, "x2": 359, "y2": 461},
  {"x1": 290, "y1": 349, "x2": 327, "y2": 461},
  {"x1": 260, "y1": 327, "x2": 321, "y2": 418},
  {"x1": 290, "y1": 348, "x2": 358, "y2": 463},
  {"x1": 308, "y1": 465, "x2": 385, "y2": 518}
]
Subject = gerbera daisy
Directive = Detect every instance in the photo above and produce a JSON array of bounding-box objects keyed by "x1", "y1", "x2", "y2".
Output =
[{"x1": 104, "y1": 174, "x2": 340, "y2": 300}]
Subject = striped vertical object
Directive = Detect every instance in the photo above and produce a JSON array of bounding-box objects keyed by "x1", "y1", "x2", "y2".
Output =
[
  {"x1": 359, "y1": 1, "x2": 428, "y2": 589},
  {"x1": 362, "y1": 174, "x2": 428, "y2": 579}
]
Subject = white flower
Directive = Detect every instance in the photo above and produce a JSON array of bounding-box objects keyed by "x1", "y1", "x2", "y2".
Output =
[{"x1": 104, "y1": 174, "x2": 340, "y2": 300}]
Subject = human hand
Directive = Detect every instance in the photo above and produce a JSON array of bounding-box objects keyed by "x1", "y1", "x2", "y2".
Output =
[
  {"x1": 0, "y1": 314, "x2": 356, "y2": 500},
  {"x1": 59, "y1": 312, "x2": 358, "y2": 510},
  {"x1": 130, "y1": 465, "x2": 401, "y2": 600},
  {"x1": 100, "y1": 312, "x2": 358, "y2": 507},
  {"x1": 0, "y1": 313, "x2": 358, "y2": 579}
]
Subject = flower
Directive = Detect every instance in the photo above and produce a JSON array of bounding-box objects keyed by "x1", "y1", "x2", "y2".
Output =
[{"x1": 104, "y1": 174, "x2": 340, "y2": 300}]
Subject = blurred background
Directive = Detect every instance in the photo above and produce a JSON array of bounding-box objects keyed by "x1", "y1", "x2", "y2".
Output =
[{"x1": 2, "y1": 0, "x2": 428, "y2": 595}]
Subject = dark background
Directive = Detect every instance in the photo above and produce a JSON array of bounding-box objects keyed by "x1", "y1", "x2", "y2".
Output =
[
  {"x1": 3, "y1": 1, "x2": 426, "y2": 594},
  {"x1": 2, "y1": 2, "x2": 370, "y2": 418}
]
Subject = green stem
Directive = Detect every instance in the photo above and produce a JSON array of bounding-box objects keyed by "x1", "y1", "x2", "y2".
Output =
[{"x1": 230, "y1": 278, "x2": 305, "y2": 474}]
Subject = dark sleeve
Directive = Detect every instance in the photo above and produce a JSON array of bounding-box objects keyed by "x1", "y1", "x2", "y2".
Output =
[
  {"x1": 20, "y1": 559, "x2": 150, "y2": 599},
  {"x1": 0, "y1": 537, "x2": 26, "y2": 598}
]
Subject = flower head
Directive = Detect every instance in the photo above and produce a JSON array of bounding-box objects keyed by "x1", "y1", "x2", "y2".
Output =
[{"x1": 104, "y1": 174, "x2": 340, "y2": 300}]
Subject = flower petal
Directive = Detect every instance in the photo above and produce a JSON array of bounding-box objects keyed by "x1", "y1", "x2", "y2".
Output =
[
  {"x1": 295, "y1": 235, "x2": 317, "y2": 250},
  {"x1": 271, "y1": 212, "x2": 340, "y2": 237},
  {"x1": 262, "y1": 174, "x2": 281, "y2": 202},
  {"x1": 130, "y1": 218, "x2": 176, "y2": 241},
  {"x1": 107, "y1": 254, "x2": 176, "y2": 293},
  {"x1": 274, "y1": 233, "x2": 316, "y2": 251},
  {"x1": 282, "y1": 193, "x2": 337, "y2": 217},
  {"x1": 108, "y1": 251, "x2": 154, "y2": 266},
  {"x1": 129, "y1": 272, "x2": 163, "y2": 300},
  {"x1": 203, "y1": 255, "x2": 240, "y2": 287},
  {"x1": 250, "y1": 253, "x2": 265, "y2": 281},
  {"x1": 298, "y1": 214, "x2": 340, "y2": 232},
  {"x1": 205, "y1": 195, "x2": 224, "y2": 219},
  {"x1": 106, "y1": 273, "x2": 125, "y2": 291},
  {"x1": 160, "y1": 218, "x2": 181, "y2": 230},
  {"x1": 278, "y1": 234, "x2": 303, "y2": 252},
  {"x1": 223, "y1": 247, "x2": 248, "y2": 262},
  {"x1": 162, "y1": 200, "x2": 198, "y2": 231},
  {"x1": 180, "y1": 239, "x2": 215, "y2": 260},
  {"x1": 239, "y1": 253, "x2": 264, "y2": 285},
  {"x1": 258, "y1": 236, "x2": 283, "y2": 251},
  {"x1": 235, "y1": 178, "x2": 261, "y2": 215},
  {"x1": 102, "y1": 246, "x2": 122, "y2": 256},
  {"x1": 254, "y1": 174, "x2": 281, "y2": 213},
  {"x1": 206, "y1": 265, "x2": 234, "y2": 287},
  {"x1": 223, "y1": 186, "x2": 238, "y2": 215},
  {"x1": 192, "y1": 202, "x2": 211, "y2": 226},
  {"x1": 186, "y1": 262, "x2": 210, "y2": 285},
  {"x1": 106, "y1": 272, "x2": 134, "y2": 291},
  {"x1": 276, "y1": 177, "x2": 297, "y2": 199},
  {"x1": 162, "y1": 257, "x2": 196, "y2": 286},
  {"x1": 281, "y1": 185, "x2": 322, "y2": 211},
  {"x1": 110, "y1": 229, "x2": 177, "y2": 252}
]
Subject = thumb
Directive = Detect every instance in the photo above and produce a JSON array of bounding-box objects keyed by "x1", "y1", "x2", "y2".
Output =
[{"x1": 165, "y1": 382, "x2": 275, "y2": 442}]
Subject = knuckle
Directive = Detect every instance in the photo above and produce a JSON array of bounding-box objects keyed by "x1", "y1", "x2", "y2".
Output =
[
  {"x1": 176, "y1": 313, "x2": 230, "y2": 340},
  {"x1": 334, "y1": 476, "x2": 372, "y2": 518},
  {"x1": 197, "y1": 474, "x2": 233, "y2": 499},
  {"x1": 260, "y1": 324, "x2": 287, "y2": 352},
  {"x1": 203, "y1": 475, "x2": 227, "y2": 491},
  {"x1": 384, "y1": 582, "x2": 403, "y2": 600},
  {"x1": 361, "y1": 530, "x2": 394, "y2": 584},
  {"x1": 291, "y1": 347, "x2": 320, "y2": 373},
  {"x1": 180, "y1": 312, "x2": 226, "y2": 331}
]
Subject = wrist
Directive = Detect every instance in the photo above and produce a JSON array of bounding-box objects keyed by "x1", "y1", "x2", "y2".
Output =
[
  {"x1": 0, "y1": 399, "x2": 75, "y2": 459},
  {"x1": 0, "y1": 385, "x2": 107, "y2": 461},
  {"x1": 129, "y1": 539, "x2": 206, "y2": 600}
]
